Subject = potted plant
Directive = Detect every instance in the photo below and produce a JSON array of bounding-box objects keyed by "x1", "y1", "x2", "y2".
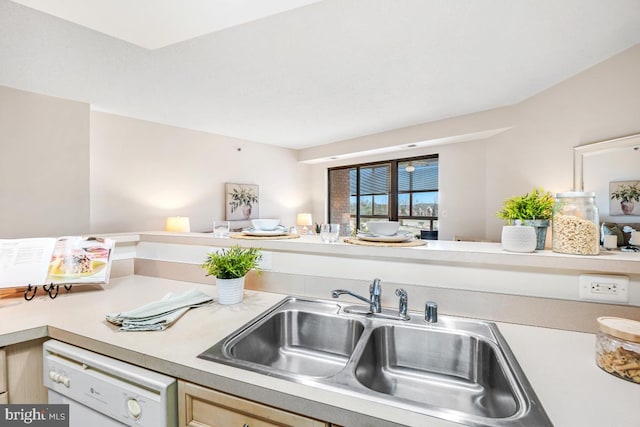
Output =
[
  {"x1": 228, "y1": 187, "x2": 258, "y2": 219},
  {"x1": 610, "y1": 183, "x2": 640, "y2": 215},
  {"x1": 201, "y1": 245, "x2": 262, "y2": 304},
  {"x1": 497, "y1": 188, "x2": 555, "y2": 250}
]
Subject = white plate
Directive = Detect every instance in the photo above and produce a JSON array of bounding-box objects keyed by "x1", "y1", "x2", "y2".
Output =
[
  {"x1": 241, "y1": 226, "x2": 288, "y2": 236},
  {"x1": 356, "y1": 232, "x2": 414, "y2": 243}
]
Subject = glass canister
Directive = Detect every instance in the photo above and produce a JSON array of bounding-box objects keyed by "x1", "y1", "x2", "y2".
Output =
[
  {"x1": 552, "y1": 192, "x2": 599, "y2": 255},
  {"x1": 596, "y1": 317, "x2": 640, "y2": 384}
]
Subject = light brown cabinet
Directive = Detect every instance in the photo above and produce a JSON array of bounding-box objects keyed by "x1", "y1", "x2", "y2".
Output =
[
  {"x1": 0, "y1": 348, "x2": 7, "y2": 404},
  {"x1": 4, "y1": 338, "x2": 48, "y2": 404},
  {"x1": 178, "y1": 380, "x2": 332, "y2": 427}
]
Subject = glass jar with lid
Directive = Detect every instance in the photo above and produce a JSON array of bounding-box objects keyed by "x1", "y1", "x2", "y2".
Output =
[
  {"x1": 596, "y1": 317, "x2": 640, "y2": 384},
  {"x1": 552, "y1": 191, "x2": 599, "y2": 255}
]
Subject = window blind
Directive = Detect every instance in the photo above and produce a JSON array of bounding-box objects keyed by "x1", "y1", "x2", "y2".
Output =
[
  {"x1": 398, "y1": 161, "x2": 438, "y2": 192},
  {"x1": 350, "y1": 165, "x2": 390, "y2": 196}
]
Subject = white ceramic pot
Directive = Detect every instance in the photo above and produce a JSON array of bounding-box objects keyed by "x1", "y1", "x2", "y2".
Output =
[
  {"x1": 501, "y1": 221, "x2": 537, "y2": 253},
  {"x1": 216, "y1": 276, "x2": 245, "y2": 304}
]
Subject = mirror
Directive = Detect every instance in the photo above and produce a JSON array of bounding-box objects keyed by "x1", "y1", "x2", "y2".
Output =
[{"x1": 574, "y1": 133, "x2": 640, "y2": 221}]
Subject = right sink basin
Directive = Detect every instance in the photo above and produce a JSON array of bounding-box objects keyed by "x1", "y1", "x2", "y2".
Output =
[
  {"x1": 199, "y1": 296, "x2": 551, "y2": 427},
  {"x1": 354, "y1": 325, "x2": 518, "y2": 419}
]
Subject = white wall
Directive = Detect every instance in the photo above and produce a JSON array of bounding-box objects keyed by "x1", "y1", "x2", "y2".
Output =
[
  {"x1": 306, "y1": 44, "x2": 640, "y2": 242},
  {"x1": 483, "y1": 44, "x2": 640, "y2": 240},
  {"x1": 90, "y1": 112, "x2": 311, "y2": 233},
  {"x1": 309, "y1": 138, "x2": 488, "y2": 240},
  {"x1": 3, "y1": 44, "x2": 639, "y2": 240},
  {"x1": 0, "y1": 85, "x2": 90, "y2": 238}
]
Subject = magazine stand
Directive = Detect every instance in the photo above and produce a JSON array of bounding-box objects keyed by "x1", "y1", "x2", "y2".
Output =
[
  {"x1": 2, "y1": 236, "x2": 114, "y2": 302},
  {"x1": 24, "y1": 283, "x2": 73, "y2": 301}
]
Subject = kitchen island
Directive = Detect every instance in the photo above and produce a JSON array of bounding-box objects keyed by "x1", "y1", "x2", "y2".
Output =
[{"x1": 1, "y1": 274, "x2": 639, "y2": 426}]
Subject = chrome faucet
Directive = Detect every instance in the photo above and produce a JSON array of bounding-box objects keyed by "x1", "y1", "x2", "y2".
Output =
[
  {"x1": 331, "y1": 278, "x2": 382, "y2": 313},
  {"x1": 395, "y1": 288, "x2": 410, "y2": 320}
]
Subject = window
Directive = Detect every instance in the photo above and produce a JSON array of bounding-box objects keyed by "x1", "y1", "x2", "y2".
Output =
[{"x1": 328, "y1": 155, "x2": 439, "y2": 236}]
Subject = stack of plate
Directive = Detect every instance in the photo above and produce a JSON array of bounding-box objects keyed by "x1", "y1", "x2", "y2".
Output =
[
  {"x1": 241, "y1": 225, "x2": 290, "y2": 237},
  {"x1": 355, "y1": 231, "x2": 415, "y2": 243}
]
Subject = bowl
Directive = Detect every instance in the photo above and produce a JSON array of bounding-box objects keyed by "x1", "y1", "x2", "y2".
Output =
[
  {"x1": 366, "y1": 221, "x2": 399, "y2": 236},
  {"x1": 251, "y1": 219, "x2": 280, "y2": 231}
]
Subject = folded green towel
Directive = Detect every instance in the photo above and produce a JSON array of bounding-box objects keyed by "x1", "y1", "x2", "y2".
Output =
[{"x1": 106, "y1": 289, "x2": 213, "y2": 331}]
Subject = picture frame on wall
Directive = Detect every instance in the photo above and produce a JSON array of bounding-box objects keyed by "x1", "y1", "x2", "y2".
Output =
[
  {"x1": 225, "y1": 183, "x2": 259, "y2": 221},
  {"x1": 609, "y1": 180, "x2": 640, "y2": 216}
]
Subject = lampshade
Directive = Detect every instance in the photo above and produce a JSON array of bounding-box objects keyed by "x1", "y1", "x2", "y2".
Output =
[
  {"x1": 296, "y1": 213, "x2": 312, "y2": 226},
  {"x1": 406, "y1": 164, "x2": 415, "y2": 172},
  {"x1": 165, "y1": 216, "x2": 190, "y2": 232}
]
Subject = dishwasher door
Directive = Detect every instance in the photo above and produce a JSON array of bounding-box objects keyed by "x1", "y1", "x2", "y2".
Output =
[
  {"x1": 43, "y1": 340, "x2": 177, "y2": 427},
  {"x1": 48, "y1": 390, "x2": 125, "y2": 427}
]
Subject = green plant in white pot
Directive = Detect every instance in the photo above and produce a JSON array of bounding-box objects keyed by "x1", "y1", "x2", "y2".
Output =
[
  {"x1": 201, "y1": 245, "x2": 262, "y2": 304},
  {"x1": 497, "y1": 188, "x2": 554, "y2": 250}
]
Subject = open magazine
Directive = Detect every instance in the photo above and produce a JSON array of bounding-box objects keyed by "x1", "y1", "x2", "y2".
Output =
[{"x1": 0, "y1": 236, "x2": 114, "y2": 289}]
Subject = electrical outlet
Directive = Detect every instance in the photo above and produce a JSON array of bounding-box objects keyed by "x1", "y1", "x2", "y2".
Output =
[
  {"x1": 579, "y1": 274, "x2": 629, "y2": 303},
  {"x1": 258, "y1": 251, "x2": 272, "y2": 270}
]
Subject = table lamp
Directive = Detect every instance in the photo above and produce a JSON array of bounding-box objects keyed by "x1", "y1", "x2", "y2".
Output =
[
  {"x1": 165, "y1": 216, "x2": 191, "y2": 232},
  {"x1": 296, "y1": 213, "x2": 312, "y2": 235}
]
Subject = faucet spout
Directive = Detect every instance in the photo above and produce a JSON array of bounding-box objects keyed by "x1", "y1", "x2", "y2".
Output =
[
  {"x1": 331, "y1": 289, "x2": 369, "y2": 304},
  {"x1": 331, "y1": 278, "x2": 383, "y2": 313}
]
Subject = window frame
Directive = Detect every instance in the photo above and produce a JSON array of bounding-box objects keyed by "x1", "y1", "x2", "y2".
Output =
[{"x1": 328, "y1": 154, "x2": 439, "y2": 231}]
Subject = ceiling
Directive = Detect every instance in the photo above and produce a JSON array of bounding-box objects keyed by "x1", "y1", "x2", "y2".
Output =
[
  {"x1": 8, "y1": 0, "x2": 325, "y2": 49},
  {"x1": 2, "y1": 0, "x2": 640, "y2": 150}
]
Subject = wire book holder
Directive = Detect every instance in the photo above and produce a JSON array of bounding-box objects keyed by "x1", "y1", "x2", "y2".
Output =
[{"x1": 24, "y1": 283, "x2": 73, "y2": 301}]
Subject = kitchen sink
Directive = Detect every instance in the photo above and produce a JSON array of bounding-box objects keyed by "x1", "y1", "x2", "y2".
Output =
[{"x1": 198, "y1": 297, "x2": 551, "y2": 426}]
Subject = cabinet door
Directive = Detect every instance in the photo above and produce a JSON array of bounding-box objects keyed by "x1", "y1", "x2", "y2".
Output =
[
  {"x1": 0, "y1": 347, "x2": 6, "y2": 403},
  {"x1": 5, "y1": 338, "x2": 48, "y2": 404},
  {"x1": 179, "y1": 380, "x2": 329, "y2": 427},
  {"x1": 0, "y1": 348, "x2": 6, "y2": 395}
]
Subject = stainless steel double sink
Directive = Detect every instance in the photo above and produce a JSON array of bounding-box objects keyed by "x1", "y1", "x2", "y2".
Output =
[{"x1": 198, "y1": 297, "x2": 551, "y2": 426}]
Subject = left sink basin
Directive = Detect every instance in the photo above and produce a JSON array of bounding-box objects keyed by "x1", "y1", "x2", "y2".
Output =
[{"x1": 199, "y1": 298, "x2": 365, "y2": 377}]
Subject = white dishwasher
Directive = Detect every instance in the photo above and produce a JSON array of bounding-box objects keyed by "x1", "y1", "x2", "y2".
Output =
[{"x1": 43, "y1": 340, "x2": 177, "y2": 427}]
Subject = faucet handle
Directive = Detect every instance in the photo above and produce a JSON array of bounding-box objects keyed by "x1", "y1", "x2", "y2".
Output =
[
  {"x1": 370, "y1": 278, "x2": 381, "y2": 295},
  {"x1": 368, "y1": 278, "x2": 382, "y2": 313},
  {"x1": 425, "y1": 301, "x2": 438, "y2": 323}
]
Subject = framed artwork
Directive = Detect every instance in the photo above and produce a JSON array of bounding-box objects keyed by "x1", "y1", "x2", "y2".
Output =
[
  {"x1": 609, "y1": 180, "x2": 640, "y2": 216},
  {"x1": 225, "y1": 183, "x2": 259, "y2": 220}
]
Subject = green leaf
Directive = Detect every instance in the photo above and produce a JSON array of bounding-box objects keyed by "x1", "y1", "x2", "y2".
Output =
[
  {"x1": 496, "y1": 187, "x2": 554, "y2": 222},
  {"x1": 201, "y1": 245, "x2": 262, "y2": 279}
]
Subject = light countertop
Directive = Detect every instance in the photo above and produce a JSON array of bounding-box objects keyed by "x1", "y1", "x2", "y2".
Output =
[
  {"x1": 137, "y1": 231, "x2": 640, "y2": 275},
  {"x1": 1, "y1": 275, "x2": 639, "y2": 426}
]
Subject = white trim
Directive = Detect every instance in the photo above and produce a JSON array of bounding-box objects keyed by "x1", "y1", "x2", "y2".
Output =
[{"x1": 573, "y1": 133, "x2": 640, "y2": 191}]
